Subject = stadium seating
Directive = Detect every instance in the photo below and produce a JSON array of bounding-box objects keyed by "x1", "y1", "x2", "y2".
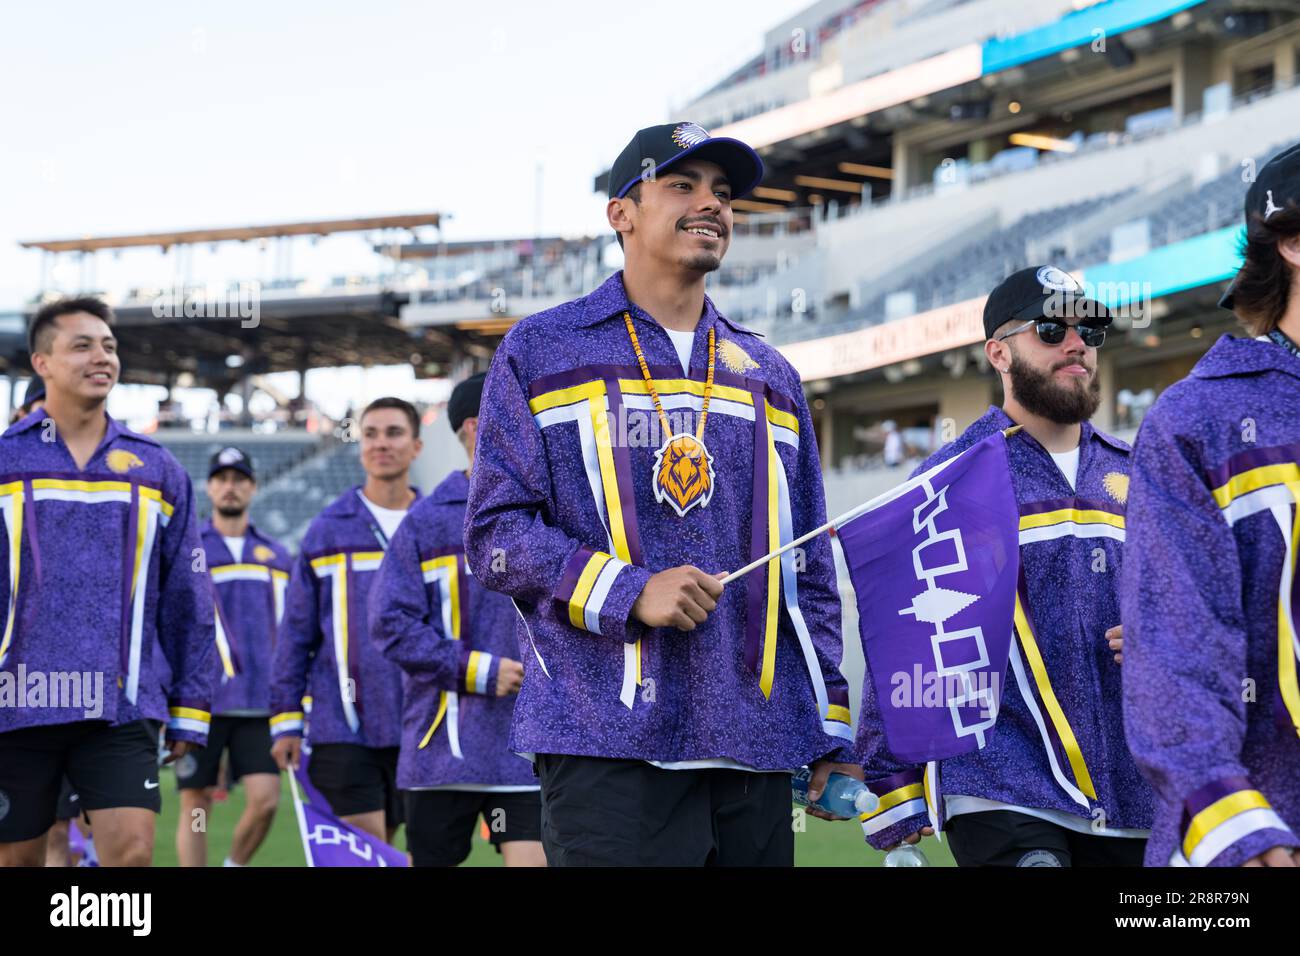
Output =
[
  {"x1": 153, "y1": 432, "x2": 359, "y2": 550},
  {"x1": 242, "y1": 441, "x2": 366, "y2": 549}
]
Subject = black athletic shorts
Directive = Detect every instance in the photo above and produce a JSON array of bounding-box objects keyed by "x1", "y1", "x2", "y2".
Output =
[
  {"x1": 0, "y1": 720, "x2": 162, "y2": 843},
  {"x1": 55, "y1": 776, "x2": 82, "y2": 822},
  {"x1": 535, "y1": 753, "x2": 795, "y2": 867},
  {"x1": 307, "y1": 743, "x2": 402, "y2": 830},
  {"x1": 405, "y1": 788, "x2": 543, "y2": 866},
  {"x1": 175, "y1": 715, "x2": 277, "y2": 790},
  {"x1": 945, "y1": 809, "x2": 1147, "y2": 867}
]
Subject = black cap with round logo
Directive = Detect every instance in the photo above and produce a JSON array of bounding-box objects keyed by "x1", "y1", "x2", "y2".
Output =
[
  {"x1": 983, "y1": 265, "x2": 1112, "y2": 340},
  {"x1": 607, "y1": 122, "x2": 765, "y2": 201},
  {"x1": 208, "y1": 446, "x2": 255, "y2": 481},
  {"x1": 1219, "y1": 141, "x2": 1300, "y2": 310}
]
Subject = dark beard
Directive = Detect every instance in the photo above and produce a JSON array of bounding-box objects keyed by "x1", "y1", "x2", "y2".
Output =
[
  {"x1": 215, "y1": 504, "x2": 247, "y2": 519},
  {"x1": 680, "y1": 251, "x2": 721, "y2": 273},
  {"x1": 1008, "y1": 352, "x2": 1101, "y2": 424}
]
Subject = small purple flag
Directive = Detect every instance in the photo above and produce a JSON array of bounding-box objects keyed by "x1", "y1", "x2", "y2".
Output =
[
  {"x1": 289, "y1": 749, "x2": 408, "y2": 867},
  {"x1": 837, "y1": 432, "x2": 1020, "y2": 764}
]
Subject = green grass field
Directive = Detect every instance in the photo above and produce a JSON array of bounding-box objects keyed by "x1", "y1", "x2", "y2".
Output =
[{"x1": 149, "y1": 768, "x2": 954, "y2": 867}]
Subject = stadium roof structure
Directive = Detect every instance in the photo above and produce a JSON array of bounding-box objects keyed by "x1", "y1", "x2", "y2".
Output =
[
  {"x1": 19, "y1": 213, "x2": 443, "y2": 254},
  {"x1": 375, "y1": 234, "x2": 588, "y2": 261},
  {"x1": 595, "y1": 0, "x2": 1222, "y2": 206},
  {"x1": 6, "y1": 213, "x2": 512, "y2": 391}
]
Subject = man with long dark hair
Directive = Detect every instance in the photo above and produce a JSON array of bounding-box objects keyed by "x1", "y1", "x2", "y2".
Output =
[{"x1": 1122, "y1": 145, "x2": 1300, "y2": 867}]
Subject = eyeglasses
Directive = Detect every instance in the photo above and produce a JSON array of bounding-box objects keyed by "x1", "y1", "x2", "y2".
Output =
[{"x1": 995, "y1": 318, "x2": 1108, "y2": 348}]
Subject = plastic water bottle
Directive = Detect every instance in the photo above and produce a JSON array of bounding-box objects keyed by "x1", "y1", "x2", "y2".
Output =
[
  {"x1": 791, "y1": 766, "x2": 880, "y2": 817},
  {"x1": 883, "y1": 844, "x2": 930, "y2": 867}
]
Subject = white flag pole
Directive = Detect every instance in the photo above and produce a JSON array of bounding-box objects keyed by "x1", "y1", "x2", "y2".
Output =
[
  {"x1": 719, "y1": 427, "x2": 1019, "y2": 585},
  {"x1": 286, "y1": 766, "x2": 315, "y2": 868}
]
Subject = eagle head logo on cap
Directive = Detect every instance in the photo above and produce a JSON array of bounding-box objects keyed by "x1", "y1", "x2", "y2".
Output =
[
  {"x1": 106, "y1": 450, "x2": 144, "y2": 474},
  {"x1": 671, "y1": 123, "x2": 711, "y2": 150},
  {"x1": 1036, "y1": 266, "x2": 1081, "y2": 293}
]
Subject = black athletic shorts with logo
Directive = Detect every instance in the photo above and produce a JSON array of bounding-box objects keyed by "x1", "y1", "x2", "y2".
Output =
[
  {"x1": 0, "y1": 720, "x2": 162, "y2": 843},
  {"x1": 535, "y1": 753, "x2": 795, "y2": 867},
  {"x1": 54, "y1": 776, "x2": 82, "y2": 822},
  {"x1": 307, "y1": 743, "x2": 402, "y2": 830},
  {"x1": 405, "y1": 788, "x2": 542, "y2": 866},
  {"x1": 175, "y1": 715, "x2": 277, "y2": 790},
  {"x1": 945, "y1": 809, "x2": 1146, "y2": 867}
]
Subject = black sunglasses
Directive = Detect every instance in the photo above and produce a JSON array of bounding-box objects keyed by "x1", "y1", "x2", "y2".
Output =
[{"x1": 996, "y1": 318, "x2": 1108, "y2": 348}]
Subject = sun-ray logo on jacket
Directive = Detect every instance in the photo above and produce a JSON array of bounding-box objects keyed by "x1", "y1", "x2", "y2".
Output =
[
  {"x1": 653, "y1": 434, "x2": 715, "y2": 517},
  {"x1": 671, "y1": 123, "x2": 710, "y2": 150},
  {"x1": 1102, "y1": 472, "x2": 1129, "y2": 505},
  {"x1": 253, "y1": 544, "x2": 276, "y2": 563},
  {"x1": 106, "y1": 450, "x2": 144, "y2": 474},
  {"x1": 719, "y1": 339, "x2": 759, "y2": 374}
]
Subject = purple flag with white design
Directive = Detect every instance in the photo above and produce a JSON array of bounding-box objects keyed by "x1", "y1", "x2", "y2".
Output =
[
  {"x1": 289, "y1": 751, "x2": 408, "y2": 867},
  {"x1": 837, "y1": 432, "x2": 1020, "y2": 763}
]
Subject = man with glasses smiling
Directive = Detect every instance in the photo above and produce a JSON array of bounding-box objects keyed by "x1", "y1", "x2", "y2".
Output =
[{"x1": 855, "y1": 266, "x2": 1154, "y2": 867}]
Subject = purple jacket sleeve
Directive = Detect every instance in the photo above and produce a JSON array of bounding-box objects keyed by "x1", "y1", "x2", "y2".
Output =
[
  {"x1": 368, "y1": 521, "x2": 501, "y2": 696},
  {"x1": 854, "y1": 642, "x2": 931, "y2": 849},
  {"x1": 268, "y1": 550, "x2": 321, "y2": 739},
  {"x1": 1122, "y1": 410, "x2": 1299, "y2": 866},
  {"x1": 786, "y1": 386, "x2": 859, "y2": 766},
  {"x1": 464, "y1": 340, "x2": 652, "y2": 642},
  {"x1": 157, "y1": 466, "x2": 216, "y2": 745}
]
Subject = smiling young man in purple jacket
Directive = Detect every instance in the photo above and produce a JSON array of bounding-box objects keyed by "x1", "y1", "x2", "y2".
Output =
[
  {"x1": 1122, "y1": 146, "x2": 1300, "y2": 867},
  {"x1": 176, "y1": 446, "x2": 291, "y2": 868},
  {"x1": 857, "y1": 267, "x2": 1154, "y2": 866},
  {"x1": 270, "y1": 397, "x2": 421, "y2": 843},
  {"x1": 464, "y1": 123, "x2": 859, "y2": 867},
  {"x1": 0, "y1": 297, "x2": 214, "y2": 867},
  {"x1": 370, "y1": 373, "x2": 544, "y2": 867}
]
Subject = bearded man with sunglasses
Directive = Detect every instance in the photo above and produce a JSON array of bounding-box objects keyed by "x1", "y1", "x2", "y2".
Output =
[{"x1": 856, "y1": 266, "x2": 1154, "y2": 867}]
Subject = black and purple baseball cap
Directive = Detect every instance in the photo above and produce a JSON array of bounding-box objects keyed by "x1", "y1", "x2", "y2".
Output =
[
  {"x1": 1220, "y1": 141, "x2": 1300, "y2": 310},
  {"x1": 607, "y1": 122, "x2": 764, "y2": 201}
]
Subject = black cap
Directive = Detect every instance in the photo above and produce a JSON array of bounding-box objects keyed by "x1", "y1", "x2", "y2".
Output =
[
  {"x1": 607, "y1": 122, "x2": 764, "y2": 201},
  {"x1": 983, "y1": 265, "x2": 1112, "y2": 340},
  {"x1": 208, "y1": 446, "x2": 255, "y2": 481},
  {"x1": 1220, "y1": 141, "x2": 1300, "y2": 311},
  {"x1": 22, "y1": 373, "x2": 45, "y2": 409},
  {"x1": 448, "y1": 372, "x2": 486, "y2": 434}
]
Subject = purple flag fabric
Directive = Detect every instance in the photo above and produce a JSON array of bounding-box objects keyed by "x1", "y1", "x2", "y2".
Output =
[
  {"x1": 290, "y1": 750, "x2": 408, "y2": 867},
  {"x1": 837, "y1": 432, "x2": 1020, "y2": 764}
]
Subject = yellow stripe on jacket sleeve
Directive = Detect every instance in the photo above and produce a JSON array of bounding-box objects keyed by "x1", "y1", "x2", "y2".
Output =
[
  {"x1": 1211, "y1": 462, "x2": 1300, "y2": 509},
  {"x1": 167, "y1": 706, "x2": 211, "y2": 735},
  {"x1": 1183, "y1": 789, "x2": 1275, "y2": 863},
  {"x1": 860, "y1": 783, "x2": 926, "y2": 821},
  {"x1": 568, "y1": 552, "x2": 612, "y2": 629}
]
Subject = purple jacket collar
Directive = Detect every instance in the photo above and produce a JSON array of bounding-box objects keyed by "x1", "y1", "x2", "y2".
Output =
[
  {"x1": 1192, "y1": 333, "x2": 1300, "y2": 382},
  {"x1": 328, "y1": 483, "x2": 423, "y2": 519},
  {"x1": 577, "y1": 269, "x2": 761, "y2": 338},
  {"x1": 430, "y1": 469, "x2": 470, "y2": 505},
  {"x1": 978, "y1": 404, "x2": 1130, "y2": 456},
  {"x1": 200, "y1": 519, "x2": 280, "y2": 558},
  {"x1": 4, "y1": 408, "x2": 157, "y2": 448}
]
